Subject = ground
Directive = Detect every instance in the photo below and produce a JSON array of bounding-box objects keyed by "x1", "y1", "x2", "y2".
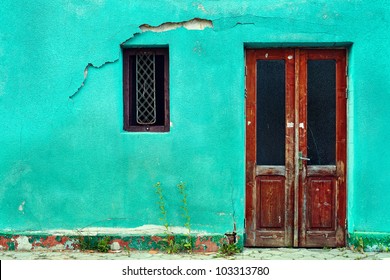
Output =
[{"x1": 1, "y1": 248, "x2": 389, "y2": 260}]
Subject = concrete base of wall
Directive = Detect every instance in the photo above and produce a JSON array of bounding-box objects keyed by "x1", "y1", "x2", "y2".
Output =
[
  {"x1": 348, "y1": 232, "x2": 390, "y2": 252},
  {"x1": 0, "y1": 233, "x2": 243, "y2": 252},
  {"x1": 3, "y1": 232, "x2": 388, "y2": 252}
]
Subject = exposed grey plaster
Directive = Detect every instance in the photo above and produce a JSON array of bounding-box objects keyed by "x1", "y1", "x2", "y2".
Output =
[
  {"x1": 140, "y1": 18, "x2": 213, "y2": 32},
  {"x1": 18, "y1": 201, "x2": 25, "y2": 214},
  {"x1": 15, "y1": 236, "x2": 32, "y2": 251}
]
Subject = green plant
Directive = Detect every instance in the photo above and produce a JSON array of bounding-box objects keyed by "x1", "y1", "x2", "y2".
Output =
[
  {"x1": 154, "y1": 182, "x2": 175, "y2": 253},
  {"x1": 76, "y1": 235, "x2": 111, "y2": 252},
  {"x1": 177, "y1": 182, "x2": 192, "y2": 253},
  {"x1": 154, "y1": 182, "x2": 169, "y2": 233},
  {"x1": 161, "y1": 236, "x2": 181, "y2": 254},
  {"x1": 351, "y1": 237, "x2": 365, "y2": 253},
  {"x1": 153, "y1": 181, "x2": 194, "y2": 254},
  {"x1": 357, "y1": 237, "x2": 365, "y2": 253},
  {"x1": 123, "y1": 246, "x2": 131, "y2": 257},
  {"x1": 77, "y1": 236, "x2": 97, "y2": 251},
  {"x1": 181, "y1": 239, "x2": 192, "y2": 252},
  {"x1": 218, "y1": 243, "x2": 241, "y2": 257},
  {"x1": 97, "y1": 236, "x2": 111, "y2": 253}
]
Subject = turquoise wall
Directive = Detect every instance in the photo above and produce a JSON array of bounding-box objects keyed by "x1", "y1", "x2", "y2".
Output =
[{"x1": 1, "y1": 0, "x2": 390, "y2": 239}]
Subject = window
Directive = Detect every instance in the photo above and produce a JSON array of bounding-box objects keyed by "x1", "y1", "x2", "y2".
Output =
[{"x1": 123, "y1": 48, "x2": 169, "y2": 132}]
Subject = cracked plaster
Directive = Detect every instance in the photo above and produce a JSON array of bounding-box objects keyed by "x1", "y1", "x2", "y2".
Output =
[{"x1": 69, "y1": 18, "x2": 213, "y2": 100}]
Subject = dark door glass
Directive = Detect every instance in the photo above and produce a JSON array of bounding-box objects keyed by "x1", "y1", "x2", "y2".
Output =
[
  {"x1": 256, "y1": 60, "x2": 285, "y2": 165},
  {"x1": 307, "y1": 60, "x2": 336, "y2": 165}
]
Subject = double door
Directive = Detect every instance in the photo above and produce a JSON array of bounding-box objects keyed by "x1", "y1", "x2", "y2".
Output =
[{"x1": 245, "y1": 49, "x2": 347, "y2": 247}]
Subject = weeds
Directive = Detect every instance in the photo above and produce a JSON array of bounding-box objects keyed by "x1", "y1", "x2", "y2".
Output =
[
  {"x1": 217, "y1": 243, "x2": 241, "y2": 257},
  {"x1": 77, "y1": 236, "x2": 96, "y2": 251},
  {"x1": 97, "y1": 237, "x2": 111, "y2": 253},
  {"x1": 154, "y1": 182, "x2": 169, "y2": 233},
  {"x1": 177, "y1": 182, "x2": 192, "y2": 253},
  {"x1": 76, "y1": 235, "x2": 111, "y2": 253},
  {"x1": 163, "y1": 236, "x2": 181, "y2": 254},
  {"x1": 123, "y1": 246, "x2": 131, "y2": 257},
  {"x1": 351, "y1": 237, "x2": 365, "y2": 253},
  {"x1": 153, "y1": 181, "x2": 193, "y2": 254}
]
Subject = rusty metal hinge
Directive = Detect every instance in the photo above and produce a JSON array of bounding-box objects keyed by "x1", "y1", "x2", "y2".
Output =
[
  {"x1": 245, "y1": 66, "x2": 247, "y2": 76},
  {"x1": 245, "y1": 88, "x2": 247, "y2": 99}
]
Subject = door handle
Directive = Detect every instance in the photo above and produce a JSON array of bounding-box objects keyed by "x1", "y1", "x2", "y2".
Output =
[
  {"x1": 299, "y1": 152, "x2": 310, "y2": 169},
  {"x1": 299, "y1": 155, "x2": 310, "y2": 161}
]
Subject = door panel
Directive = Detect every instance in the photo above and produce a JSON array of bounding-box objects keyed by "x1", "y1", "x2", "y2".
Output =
[
  {"x1": 245, "y1": 48, "x2": 346, "y2": 248},
  {"x1": 245, "y1": 49, "x2": 295, "y2": 247},
  {"x1": 298, "y1": 49, "x2": 346, "y2": 247},
  {"x1": 307, "y1": 178, "x2": 335, "y2": 229},
  {"x1": 257, "y1": 178, "x2": 285, "y2": 229}
]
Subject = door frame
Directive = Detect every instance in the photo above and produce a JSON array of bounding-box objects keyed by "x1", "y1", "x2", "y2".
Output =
[{"x1": 244, "y1": 48, "x2": 347, "y2": 248}]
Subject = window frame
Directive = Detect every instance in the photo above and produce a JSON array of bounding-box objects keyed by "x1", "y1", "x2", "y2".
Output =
[{"x1": 122, "y1": 48, "x2": 170, "y2": 132}]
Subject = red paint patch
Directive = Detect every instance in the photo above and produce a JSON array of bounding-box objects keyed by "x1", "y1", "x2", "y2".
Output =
[
  {"x1": 0, "y1": 237, "x2": 13, "y2": 250},
  {"x1": 194, "y1": 237, "x2": 219, "y2": 252},
  {"x1": 39, "y1": 236, "x2": 69, "y2": 248},
  {"x1": 151, "y1": 235, "x2": 162, "y2": 243}
]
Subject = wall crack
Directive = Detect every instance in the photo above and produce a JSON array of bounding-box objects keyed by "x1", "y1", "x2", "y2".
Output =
[
  {"x1": 68, "y1": 31, "x2": 142, "y2": 100},
  {"x1": 69, "y1": 18, "x2": 213, "y2": 100},
  {"x1": 69, "y1": 59, "x2": 118, "y2": 100}
]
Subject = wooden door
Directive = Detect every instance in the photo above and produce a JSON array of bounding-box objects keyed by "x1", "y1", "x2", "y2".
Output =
[{"x1": 245, "y1": 48, "x2": 346, "y2": 247}]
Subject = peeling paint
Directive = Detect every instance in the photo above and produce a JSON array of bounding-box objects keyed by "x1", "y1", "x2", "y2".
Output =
[
  {"x1": 64, "y1": 240, "x2": 76, "y2": 250},
  {"x1": 197, "y1": 4, "x2": 207, "y2": 13},
  {"x1": 18, "y1": 201, "x2": 25, "y2": 213},
  {"x1": 0, "y1": 237, "x2": 12, "y2": 250},
  {"x1": 110, "y1": 238, "x2": 130, "y2": 250},
  {"x1": 110, "y1": 241, "x2": 121, "y2": 251},
  {"x1": 216, "y1": 212, "x2": 228, "y2": 216},
  {"x1": 0, "y1": 233, "x2": 236, "y2": 252},
  {"x1": 6, "y1": 225, "x2": 209, "y2": 237},
  {"x1": 140, "y1": 18, "x2": 213, "y2": 33},
  {"x1": 15, "y1": 236, "x2": 32, "y2": 251},
  {"x1": 194, "y1": 236, "x2": 220, "y2": 252}
]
